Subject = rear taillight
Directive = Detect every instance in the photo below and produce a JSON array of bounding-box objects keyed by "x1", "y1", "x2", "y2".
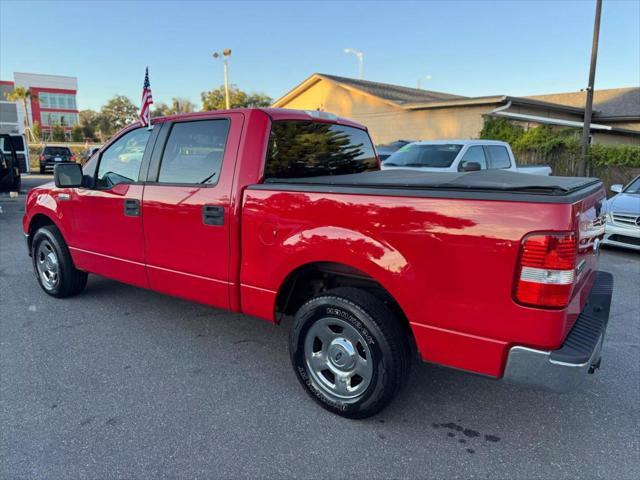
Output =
[
  {"x1": 514, "y1": 233, "x2": 577, "y2": 308},
  {"x1": 39, "y1": 155, "x2": 45, "y2": 161}
]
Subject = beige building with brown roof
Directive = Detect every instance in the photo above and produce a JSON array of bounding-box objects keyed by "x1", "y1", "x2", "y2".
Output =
[{"x1": 272, "y1": 74, "x2": 640, "y2": 146}]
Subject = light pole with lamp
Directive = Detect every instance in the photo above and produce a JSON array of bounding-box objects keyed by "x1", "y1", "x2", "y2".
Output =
[
  {"x1": 344, "y1": 48, "x2": 364, "y2": 79},
  {"x1": 213, "y1": 49, "x2": 232, "y2": 109},
  {"x1": 417, "y1": 75, "x2": 433, "y2": 89}
]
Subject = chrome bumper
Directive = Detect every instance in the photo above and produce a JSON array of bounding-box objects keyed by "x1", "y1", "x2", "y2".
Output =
[{"x1": 503, "y1": 271, "x2": 613, "y2": 392}]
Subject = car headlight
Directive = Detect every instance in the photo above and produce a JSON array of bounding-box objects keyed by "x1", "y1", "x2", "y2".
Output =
[{"x1": 604, "y1": 212, "x2": 612, "y2": 224}]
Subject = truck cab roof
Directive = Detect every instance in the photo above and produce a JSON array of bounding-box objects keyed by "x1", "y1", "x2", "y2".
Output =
[{"x1": 152, "y1": 107, "x2": 368, "y2": 131}]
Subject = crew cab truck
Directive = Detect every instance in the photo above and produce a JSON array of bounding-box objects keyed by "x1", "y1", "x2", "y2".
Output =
[
  {"x1": 23, "y1": 108, "x2": 612, "y2": 418},
  {"x1": 382, "y1": 139, "x2": 552, "y2": 175}
]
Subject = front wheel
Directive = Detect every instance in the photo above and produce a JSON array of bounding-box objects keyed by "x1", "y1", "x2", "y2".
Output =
[
  {"x1": 289, "y1": 287, "x2": 411, "y2": 418},
  {"x1": 32, "y1": 225, "x2": 87, "y2": 298}
]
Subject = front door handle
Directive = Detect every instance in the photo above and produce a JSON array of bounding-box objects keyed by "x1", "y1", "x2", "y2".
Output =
[
  {"x1": 203, "y1": 205, "x2": 224, "y2": 226},
  {"x1": 124, "y1": 198, "x2": 140, "y2": 217}
]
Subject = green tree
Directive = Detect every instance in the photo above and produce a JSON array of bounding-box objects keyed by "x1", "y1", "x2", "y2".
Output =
[
  {"x1": 99, "y1": 95, "x2": 138, "y2": 137},
  {"x1": 4, "y1": 87, "x2": 38, "y2": 142},
  {"x1": 201, "y1": 85, "x2": 272, "y2": 111},
  {"x1": 171, "y1": 97, "x2": 195, "y2": 113},
  {"x1": 152, "y1": 97, "x2": 197, "y2": 118},
  {"x1": 79, "y1": 109, "x2": 101, "y2": 141},
  {"x1": 151, "y1": 102, "x2": 172, "y2": 118},
  {"x1": 51, "y1": 123, "x2": 66, "y2": 142},
  {"x1": 71, "y1": 124, "x2": 84, "y2": 142}
]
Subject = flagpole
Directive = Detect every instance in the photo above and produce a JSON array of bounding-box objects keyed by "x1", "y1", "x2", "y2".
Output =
[{"x1": 147, "y1": 66, "x2": 153, "y2": 131}]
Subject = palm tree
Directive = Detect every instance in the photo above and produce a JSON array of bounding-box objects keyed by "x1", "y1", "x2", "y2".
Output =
[
  {"x1": 4, "y1": 87, "x2": 39, "y2": 142},
  {"x1": 171, "y1": 97, "x2": 195, "y2": 114}
]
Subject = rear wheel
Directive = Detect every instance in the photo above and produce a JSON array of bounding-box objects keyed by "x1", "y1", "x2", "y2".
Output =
[
  {"x1": 289, "y1": 287, "x2": 411, "y2": 418},
  {"x1": 39, "y1": 165, "x2": 45, "y2": 174},
  {"x1": 32, "y1": 225, "x2": 87, "y2": 298}
]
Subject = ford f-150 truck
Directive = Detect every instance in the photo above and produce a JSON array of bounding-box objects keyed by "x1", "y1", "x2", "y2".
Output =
[{"x1": 23, "y1": 108, "x2": 613, "y2": 418}]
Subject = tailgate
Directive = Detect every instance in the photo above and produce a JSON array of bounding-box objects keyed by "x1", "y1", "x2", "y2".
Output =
[{"x1": 570, "y1": 185, "x2": 606, "y2": 325}]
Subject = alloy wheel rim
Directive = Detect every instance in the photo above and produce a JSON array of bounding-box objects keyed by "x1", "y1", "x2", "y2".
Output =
[
  {"x1": 36, "y1": 241, "x2": 59, "y2": 290},
  {"x1": 304, "y1": 317, "x2": 373, "y2": 402}
]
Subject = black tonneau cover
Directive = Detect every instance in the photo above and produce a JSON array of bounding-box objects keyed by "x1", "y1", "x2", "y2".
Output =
[
  {"x1": 265, "y1": 169, "x2": 600, "y2": 195},
  {"x1": 254, "y1": 169, "x2": 604, "y2": 204}
]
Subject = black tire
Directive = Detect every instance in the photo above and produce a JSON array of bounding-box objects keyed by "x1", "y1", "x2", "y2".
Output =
[
  {"x1": 39, "y1": 166, "x2": 45, "y2": 174},
  {"x1": 289, "y1": 287, "x2": 411, "y2": 419},
  {"x1": 31, "y1": 225, "x2": 87, "y2": 298}
]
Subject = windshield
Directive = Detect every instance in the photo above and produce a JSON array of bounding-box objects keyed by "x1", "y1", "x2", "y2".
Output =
[
  {"x1": 623, "y1": 176, "x2": 640, "y2": 194},
  {"x1": 383, "y1": 143, "x2": 462, "y2": 168}
]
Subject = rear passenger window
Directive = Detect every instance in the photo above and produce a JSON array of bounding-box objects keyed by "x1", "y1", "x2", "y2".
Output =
[
  {"x1": 265, "y1": 121, "x2": 378, "y2": 179},
  {"x1": 158, "y1": 120, "x2": 229, "y2": 185},
  {"x1": 486, "y1": 146, "x2": 511, "y2": 169},
  {"x1": 459, "y1": 146, "x2": 487, "y2": 170}
]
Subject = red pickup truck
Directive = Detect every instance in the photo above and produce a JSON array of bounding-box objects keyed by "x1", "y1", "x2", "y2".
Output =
[{"x1": 23, "y1": 108, "x2": 613, "y2": 418}]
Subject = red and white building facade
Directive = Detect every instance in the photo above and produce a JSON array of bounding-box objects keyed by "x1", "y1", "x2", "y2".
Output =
[{"x1": 0, "y1": 72, "x2": 78, "y2": 139}]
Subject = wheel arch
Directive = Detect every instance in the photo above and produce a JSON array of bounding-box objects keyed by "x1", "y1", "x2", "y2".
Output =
[
  {"x1": 27, "y1": 213, "x2": 59, "y2": 254},
  {"x1": 274, "y1": 261, "x2": 416, "y2": 352}
]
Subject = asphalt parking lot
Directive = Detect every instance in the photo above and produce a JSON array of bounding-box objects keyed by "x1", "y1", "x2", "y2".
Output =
[{"x1": 1, "y1": 175, "x2": 639, "y2": 479}]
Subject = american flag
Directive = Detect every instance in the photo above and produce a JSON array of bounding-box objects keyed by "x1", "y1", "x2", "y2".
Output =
[{"x1": 139, "y1": 67, "x2": 153, "y2": 127}]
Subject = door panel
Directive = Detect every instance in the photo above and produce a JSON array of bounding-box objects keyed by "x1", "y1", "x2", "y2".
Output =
[
  {"x1": 68, "y1": 126, "x2": 156, "y2": 287},
  {"x1": 142, "y1": 114, "x2": 244, "y2": 308},
  {"x1": 69, "y1": 184, "x2": 147, "y2": 287}
]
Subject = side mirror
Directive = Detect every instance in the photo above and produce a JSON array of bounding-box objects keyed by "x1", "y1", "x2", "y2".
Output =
[
  {"x1": 54, "y1": 162, "x2": 83, "y2": 188},
  {"x1": 461, "y1": 161, "x2": 481, "y2": 172},
  {"x1": 610, "y1": 184, "x2": 623, "y2": 194}
]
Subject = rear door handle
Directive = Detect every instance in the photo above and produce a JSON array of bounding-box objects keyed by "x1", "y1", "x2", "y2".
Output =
[
  {"x1": 124, "y1": 198, "x2": 140, "y2": 217},
  {"x1": 203, "y1": 205, "x2": 224, "y2": 226}
]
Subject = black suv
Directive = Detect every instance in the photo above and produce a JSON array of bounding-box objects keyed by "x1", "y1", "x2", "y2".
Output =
[{"x1": 39, "y1": 146, "x2": 74, "y2": 174}]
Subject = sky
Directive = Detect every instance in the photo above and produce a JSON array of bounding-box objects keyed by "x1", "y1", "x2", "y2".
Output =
[{"x1": 1, "y1": 0, "x2": 639, "y2": 111}]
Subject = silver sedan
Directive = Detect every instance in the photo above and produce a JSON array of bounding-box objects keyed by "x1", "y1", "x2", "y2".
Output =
[{"x1": 602, "y1": 175, "x2": 640, "y2": 251}]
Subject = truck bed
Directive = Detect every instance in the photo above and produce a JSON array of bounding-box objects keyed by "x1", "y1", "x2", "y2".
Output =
[{"x1": 259, "y1": 169, "x2": 601, "y2": 203}]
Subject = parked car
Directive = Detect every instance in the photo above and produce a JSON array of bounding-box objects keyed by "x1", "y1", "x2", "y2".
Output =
[
  {"x1": 381, "y1": 140, "x2": 552, "y2": 175},
  {"x1": 602, "y1": 175, "x2": 640, "y2": 251},
  {"x1": 39, "y1": 146, "x2": 75, "y2": 174},
  {"x1": 23, "y1": 108, "x2": 611, "y2": 418},
  {"x1": 0, "y1": 133, "x2": 20, "y2": 191},
  {"x1": 376, "y1": 140, "x2": 415, "y2": 161}
]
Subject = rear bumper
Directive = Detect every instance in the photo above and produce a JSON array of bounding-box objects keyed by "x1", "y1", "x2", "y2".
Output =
[{"x1": 503, "y1": 271, "x2": 613, "y2": 392}]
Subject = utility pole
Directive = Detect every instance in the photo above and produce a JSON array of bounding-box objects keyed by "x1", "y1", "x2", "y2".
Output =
[
  {"x1": 344, "y1": 48, "x2": 364, "y2": 79},
  {"x1": 213, "y1": 49, "x2": 232, "y2": 109},
  {"x1": 578, "y1": 0, "x2": 602, "y2": 177}
]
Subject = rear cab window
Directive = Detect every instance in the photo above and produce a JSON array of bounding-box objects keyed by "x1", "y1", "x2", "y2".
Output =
[
  {"x1": 44, "y1": 147, "x2": 72, "y2": 156},
  {"x1": 486, "y1": 145, "x2": 512, "y2": 169},
  {"x1": 264, "y1": 121, "x2": 378, "y2": 179}
]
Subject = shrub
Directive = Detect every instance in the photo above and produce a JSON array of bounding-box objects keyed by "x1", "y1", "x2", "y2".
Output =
[{"x1": 480, "y1": 117, "x2": 640, "y2": 169}]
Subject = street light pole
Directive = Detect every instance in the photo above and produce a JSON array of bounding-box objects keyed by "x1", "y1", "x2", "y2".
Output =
[
  {"x1": 578, "y1": 0, "x2": 602, "y2": 177},
  {"x1": 417, "y1": 75, "x2": 433, "y2": 90},
  {"x1": 213, "y1": 49, "x2": 232, "y2": 109},
  {"x1": 344, "y1": 48, "x2": 364, "y2": 79}
]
